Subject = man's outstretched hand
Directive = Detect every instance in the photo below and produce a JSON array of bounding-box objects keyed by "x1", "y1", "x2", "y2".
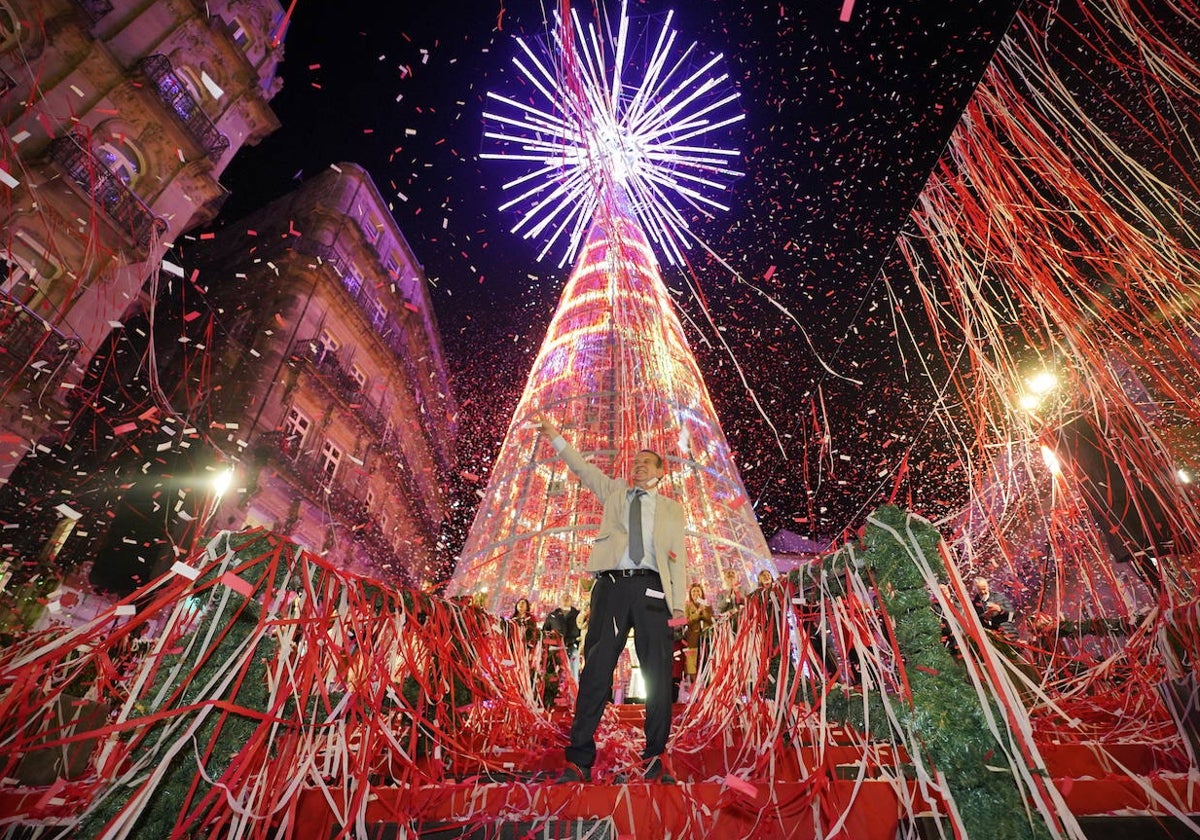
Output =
[{"x1": 535, "y1": 412, "x2": 560, "y2": 439}]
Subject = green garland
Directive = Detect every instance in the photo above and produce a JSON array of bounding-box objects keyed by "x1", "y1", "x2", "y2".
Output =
[
  {"x1": 79, "y1": 532, "x2": 286, "y2": 837},
  {"x1": 818, "y1": 505, "x2": 1053, "y2": 840}
]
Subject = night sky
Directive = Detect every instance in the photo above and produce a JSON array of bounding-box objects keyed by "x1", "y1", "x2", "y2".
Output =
[{"x1": 213, "y1": 0, "x2": 1022, "y2": 557}]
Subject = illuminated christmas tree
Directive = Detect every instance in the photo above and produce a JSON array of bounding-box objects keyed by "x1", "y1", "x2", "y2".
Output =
[{"x1": 448, "y1": 3, "x2": 774, "y2": 614}]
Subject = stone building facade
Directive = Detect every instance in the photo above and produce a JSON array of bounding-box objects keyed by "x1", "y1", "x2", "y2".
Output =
[
  {"x1": 196, "y1": 164, "x2": 457, "y2": 585},
  {"x1": 0, "y1": 0, "x2": 284, "y2": 484}
]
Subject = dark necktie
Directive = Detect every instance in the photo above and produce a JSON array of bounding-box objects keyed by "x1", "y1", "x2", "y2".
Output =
[{"x1": 629, "y1": 489, "x2": 645, "y2": 565}]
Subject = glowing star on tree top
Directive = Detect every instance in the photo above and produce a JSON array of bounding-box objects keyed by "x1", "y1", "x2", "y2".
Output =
[{"x1": 481, "y1": 1, "x2": 745, "y2": 267}]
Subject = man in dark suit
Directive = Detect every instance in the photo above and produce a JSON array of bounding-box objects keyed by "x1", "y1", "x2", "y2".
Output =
[
  {"x1": 537, "y1": 413, "x2": 687, "y2": 784},
  {"x1": 542, "y1": 593, "x2": 582, "y2": 658}
]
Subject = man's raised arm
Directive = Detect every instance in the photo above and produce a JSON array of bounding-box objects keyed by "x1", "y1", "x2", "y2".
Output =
[{"x1": 535, "y1": 412, "x2": 619, "y2": 499}]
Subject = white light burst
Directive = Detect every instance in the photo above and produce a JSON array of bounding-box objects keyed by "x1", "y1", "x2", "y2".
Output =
[{"x1": 482, "y1": 1, "x2": 745, "y2": 267}]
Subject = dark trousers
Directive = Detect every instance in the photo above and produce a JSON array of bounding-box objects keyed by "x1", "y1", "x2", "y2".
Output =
[{"x1": 565, "y1": 571, "x2": 672, "y2": 768}]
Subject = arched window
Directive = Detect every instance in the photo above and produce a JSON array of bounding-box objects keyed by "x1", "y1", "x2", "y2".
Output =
[
  {"x1": 2, "y1": 229, "x2": 63, "y2": 306},
  {"x1": 0, "y1": 3, "x2": 21, "y2": 52},
  {"x1": 175, "y1": 65, "x2": 206, "y2": 104},
  {"x1": 94, "y1": 138, "x2": 142, "y2": 187}
]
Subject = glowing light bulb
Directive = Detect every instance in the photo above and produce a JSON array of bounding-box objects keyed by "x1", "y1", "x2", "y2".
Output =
[
  {"x1": 481, "y1": 1, "x2": 744, "y2": 266},
  {"x1": 211, "y1": 467, "x2": 235, "y2": 498},
  {"x1": 1027, "y1": 370, "x2": 1058, "y2": 394}
]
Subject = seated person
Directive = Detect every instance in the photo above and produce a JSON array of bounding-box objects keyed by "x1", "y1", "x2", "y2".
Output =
[{"x1": 970, "y1": 577, "x2": 1017, "y2": 638}]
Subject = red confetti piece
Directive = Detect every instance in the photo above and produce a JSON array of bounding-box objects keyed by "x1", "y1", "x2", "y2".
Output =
[
  {"x1": 724, "y1": 773, "x2": 758, "y2": 797},
  {"x1": 220, "y1": 571, "x2": 255, "y2": 598}
]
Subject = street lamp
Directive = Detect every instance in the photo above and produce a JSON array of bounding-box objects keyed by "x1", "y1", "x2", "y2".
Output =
[
  {"x1": 1019, "y1": 369, "x2": 1060, "y2": 413},
  {"x1": 1027, "y1": 370, "x2": 1059, "y2": 394},
  {"x1": 211, "y1": 466, "x2": 235, "y2": 499}
]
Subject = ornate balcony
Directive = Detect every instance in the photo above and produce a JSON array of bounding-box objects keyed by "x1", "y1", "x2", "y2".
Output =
[
  {"x1": 138, "y1": 55, "x2": 230, "y2": 163},
  {"x1": 47, "y1": 133, "x2": 167, "y2": 250},
  {"x1": 288, "y1": 339, "x2": 389, "y2": 434},
  {"x1": 0, "y1": 289, "x2": 80, "y2": 383}
]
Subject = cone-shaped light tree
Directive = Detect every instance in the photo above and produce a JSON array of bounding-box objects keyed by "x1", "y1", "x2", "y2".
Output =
[{"x1": 448, "y1": 2, "x2": 775, "y2": 614}]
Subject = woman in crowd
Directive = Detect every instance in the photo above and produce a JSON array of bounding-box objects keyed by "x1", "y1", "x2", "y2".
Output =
[
  {"x1": 683, "y1": 583, "x2": 714, "y2": 681},
  {"x1": 510, "y1": 597, "x2": 537, "y2": 647}
]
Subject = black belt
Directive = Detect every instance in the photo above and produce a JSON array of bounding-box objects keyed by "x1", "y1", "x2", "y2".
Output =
[{"x1": 598, "y1": 568, "x2": 660, "y2": 580}]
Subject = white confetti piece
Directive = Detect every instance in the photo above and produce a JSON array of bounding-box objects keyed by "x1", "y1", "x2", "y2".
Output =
[
  {"x1": 200, "y1": 71, "x2": 224, "y2": 99},
  {"x1": 170, "y1": 561, "x2": 200, "y2": 580}
]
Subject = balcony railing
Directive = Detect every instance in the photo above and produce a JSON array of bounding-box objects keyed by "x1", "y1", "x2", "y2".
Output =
[
  {"x1": 289, "y1": 340, "x2": 389, "y2": 436},
  {"x1": 0, "y1": 289, "x2": 80, "y2": 383},
  {"x1": 138, "y1": 55, "x2": 230, "y2": 163},
  {"x1": 256, "y1": 236, "x2": 451, "y2": 490},
  {"x1": 48, "y1": 132, "x2": 167, "y2": 250},
  {"x1": 287, "y1": 340, "x2": 428, "y2": 507},
  {"x1": 251, "y1": 431, "x2": 419, "y2": 580}
]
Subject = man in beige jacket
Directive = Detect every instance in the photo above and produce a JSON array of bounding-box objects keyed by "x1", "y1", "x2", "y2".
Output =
[{"x1": 537, "y1": 413, "x2": 686, "y2": 784}]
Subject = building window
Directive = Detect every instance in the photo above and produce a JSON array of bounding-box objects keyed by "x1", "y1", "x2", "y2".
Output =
[
  {"x1": 0, "y1": 3, "x2": 20, "y2": 51},
  {"x1": 365, "y1": 488, "x2": 375, "y2": 511},
  {"x1": 283, "y1": 407, "x2": 311, "y2": 457},
  {"x1": 365, "y1": 214, "x2": 383, "y2": 245},
  {"x1": 39, "y1": 517, "x2": 77, "y2": 562},
  {"x1": 320, "y1": 440, "x2": 342, "y2": 482},
  {"x1": 1, "y1": 233, "x2": 62, "y2": 307},
  {"x1": 350, "y1": 364, "x2": 367, "y2": 391},
  {"x1": 316, "y1": 330, "x2": 339, "y2": 362},
  {"x1": 176, "y1": 66, "x2": 206, "y2": 103},
  {"x1": 95, "y1": 139, "x2": 142, "y2": 187},
  {"x1": 343, "y1": 271, "x2": 362, "y2": 298},
  {"x1": 228, "y1": 17, "x2": 250, "y2": 48},
  {"x1": 369, "y1": 299, "x2": 387, "y2": 331},
  {"x1": 0, "y1": 251, "x2": 33, "y2": 300}
]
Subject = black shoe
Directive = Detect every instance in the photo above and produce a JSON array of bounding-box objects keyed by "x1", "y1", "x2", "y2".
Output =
[
  {"x1": 551, "y1": 761, "x2": 592, "y2": 784},
  {"x1": 641, "y1": 755, "x2": 676, "y2": 784}
]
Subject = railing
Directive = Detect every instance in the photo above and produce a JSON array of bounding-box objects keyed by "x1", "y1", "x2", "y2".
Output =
[
  {"x1": 138, "y1": 55, "x2": 230, "y2": 163},
  {"x1": 47, "y1": 133, "x2": 167, "y2": 250},
  {"x1": 287, "y1": 339, "x2": 429, "y2": 512},
  {"x1": 70, "y1": 0, "x2": 113, "y2": 24},
  {"x1": 0, "y1": 289, "x2": 80, "y2": 382},
  {"x1": 289, "y1": 339, "x2": 389, "y2": 437},
  {"x1": 253, "y1": 431, "x2": 364, "y2": 520},
  {"x1": 251, "y1": 431, "x2": 417, "y2": 579},
  {"x1": 291, "y1": 237, "x2": 451, "y2": 476}
]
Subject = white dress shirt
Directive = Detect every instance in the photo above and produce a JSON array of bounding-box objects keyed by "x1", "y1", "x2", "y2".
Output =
[{"x1": 552, "y1": 435, "x2": 660, "y2": 572}]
